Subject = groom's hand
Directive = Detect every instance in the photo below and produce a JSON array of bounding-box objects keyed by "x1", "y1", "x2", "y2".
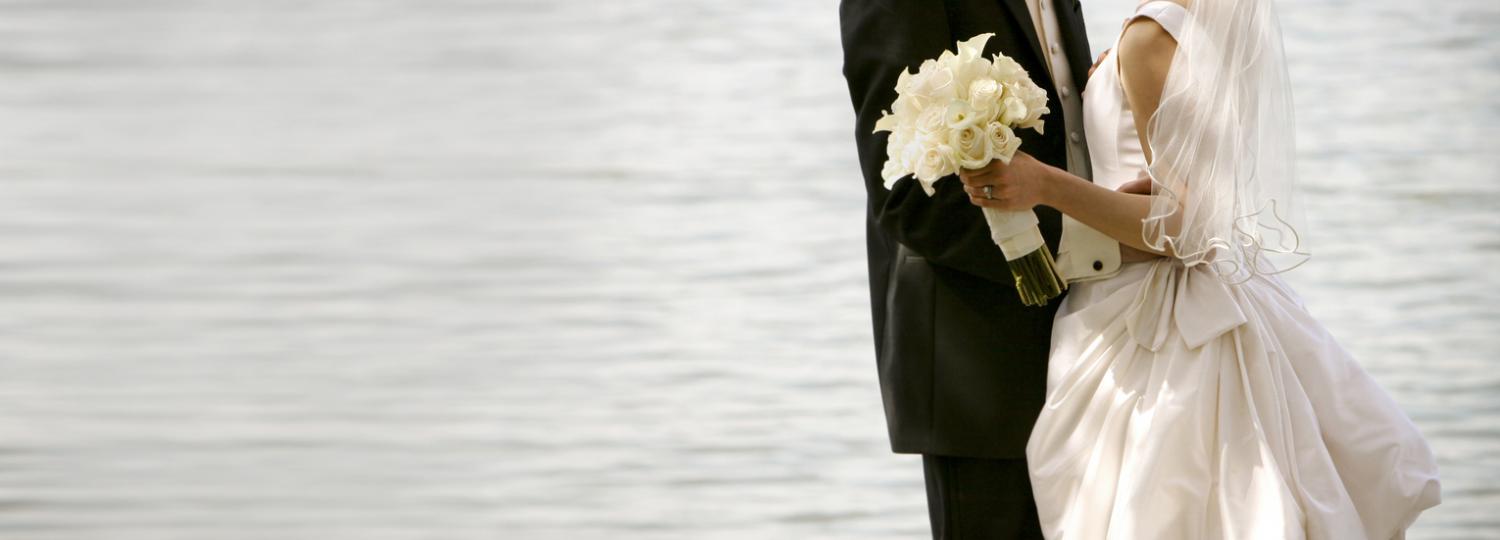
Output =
[
  {"x1": 1088, "y1": 49, "x2": 1111, "y2": 79},
  {"x1": 1117, "y1": 169, "x2": 1154, "y2": 196}
]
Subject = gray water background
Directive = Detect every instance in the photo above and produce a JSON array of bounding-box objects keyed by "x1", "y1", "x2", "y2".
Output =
[{"x1": 0, "y1": 0, "x2": 1496, "y2": 538}]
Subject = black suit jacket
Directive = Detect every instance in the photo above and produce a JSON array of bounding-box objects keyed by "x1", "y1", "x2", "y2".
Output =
[{"x1": 839, "y1": 0, "x2": 1094, "y2": 458}]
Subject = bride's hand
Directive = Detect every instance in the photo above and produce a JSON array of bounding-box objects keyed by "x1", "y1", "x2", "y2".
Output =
[{"x1": 958, "y1": 152, "x2": 1054, "y2": 212}]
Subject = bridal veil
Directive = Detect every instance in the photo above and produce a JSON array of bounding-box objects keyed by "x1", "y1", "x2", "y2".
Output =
[{"x1": 1142, "y1": 0, "x2": 1311, "y2": 280}]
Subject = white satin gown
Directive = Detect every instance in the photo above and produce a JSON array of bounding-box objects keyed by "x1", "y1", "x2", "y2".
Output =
[{"x1": 1024, "y1": 3, "x2": 1442, "y2": 539}]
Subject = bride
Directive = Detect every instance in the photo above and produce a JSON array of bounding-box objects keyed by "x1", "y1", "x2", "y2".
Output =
[{"x1": 957, "y1": 0, "x2": 1441, "y2": 537}]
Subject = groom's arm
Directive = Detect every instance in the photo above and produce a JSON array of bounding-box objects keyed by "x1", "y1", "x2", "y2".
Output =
[{"x1": 839, "y1": 0, "x2": 1017, "y2": 285}]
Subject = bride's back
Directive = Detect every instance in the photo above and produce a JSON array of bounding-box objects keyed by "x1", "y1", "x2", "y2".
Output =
[{"x1": 1081, "y1": 1, "x2": 1185, "y2": 192}]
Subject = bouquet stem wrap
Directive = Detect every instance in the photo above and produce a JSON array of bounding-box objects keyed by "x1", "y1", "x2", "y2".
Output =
[{"x1": 981, "y1": 207, "x2": 1065, "y2": 306}]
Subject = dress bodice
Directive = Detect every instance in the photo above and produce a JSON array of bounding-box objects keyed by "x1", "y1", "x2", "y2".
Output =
[{"x1": 1082, "y1": 1, "x2": 1187, "y2": 190}]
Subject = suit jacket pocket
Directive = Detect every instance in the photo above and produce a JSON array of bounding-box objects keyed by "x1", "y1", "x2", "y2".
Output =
[{"x1": 878, "y1": 245, "x2": 936, "y2": 441}]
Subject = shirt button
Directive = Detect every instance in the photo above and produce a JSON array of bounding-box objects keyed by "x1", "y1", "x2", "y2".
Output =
[
  {"x1": 1059, "y1": 86, "x2": 1071, "y2": 99},
  {"x1": 1069, "y1": 131, "x2": 1082, "y2": 144},
  {"x1": 1093, "y1": 260, "x2": 1104, "y2": 271},
  {"x1": 1051, "y1": 43, "x2": 1060, "y2": 55}
]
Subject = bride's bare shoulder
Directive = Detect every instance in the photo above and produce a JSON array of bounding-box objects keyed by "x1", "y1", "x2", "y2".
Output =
[
  {"x1": 1118, "y1": 15, "x2": 1177, "y2": 74},
  {"x1": 1118, "y1": 0, "x2": 1183, "y2": 152},
  {"x1": 1120, "y1": 0, "x2": 1187, "y2": 64}
]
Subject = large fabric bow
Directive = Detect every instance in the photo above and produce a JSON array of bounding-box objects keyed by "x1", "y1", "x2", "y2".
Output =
[{"x1": 1122, "y1": 261, "x2": 1248, "y2": 351}]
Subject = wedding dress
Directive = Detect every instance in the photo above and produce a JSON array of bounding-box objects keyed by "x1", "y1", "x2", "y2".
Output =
[{"x1": 1024, "y1": 2, "x2": 1441, "y2": 539}]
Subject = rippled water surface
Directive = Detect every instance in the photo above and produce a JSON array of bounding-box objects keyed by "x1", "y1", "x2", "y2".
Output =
[{"x1": 0, "y1": 0, "x2": 1496, "y2": 538}]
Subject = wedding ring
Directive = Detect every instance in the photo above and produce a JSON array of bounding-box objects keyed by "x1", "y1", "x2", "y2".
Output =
[{"x1": 983, "y1": 185, "x2": 994, "y2": 200}]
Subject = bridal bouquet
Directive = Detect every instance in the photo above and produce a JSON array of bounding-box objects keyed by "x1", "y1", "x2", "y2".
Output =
[{"x1": 874, "y1": 33, "x2": 1065, "y2": 306}]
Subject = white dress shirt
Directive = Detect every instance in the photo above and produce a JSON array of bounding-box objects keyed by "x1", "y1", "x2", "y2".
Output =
[{"x1": 1025, "y1": 0, "x2": 1122, "y2": 283}]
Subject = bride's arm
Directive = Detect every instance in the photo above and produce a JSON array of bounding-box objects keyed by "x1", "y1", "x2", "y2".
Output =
[{"x1": 959, "y1": 17, "x2": 1180, "y2": 256}]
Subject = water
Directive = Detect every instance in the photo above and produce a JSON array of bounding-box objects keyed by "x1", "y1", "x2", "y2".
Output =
[{"x1": 0, "y1": 0, "x2": 1495, "y2": 538}]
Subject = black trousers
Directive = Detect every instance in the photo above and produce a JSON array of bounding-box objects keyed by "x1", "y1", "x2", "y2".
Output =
[{"x1": 923, "y1": 455, "x2": 1044, "y2": 540}]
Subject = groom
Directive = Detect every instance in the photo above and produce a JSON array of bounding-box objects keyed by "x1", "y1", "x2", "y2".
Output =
[{"x1": 839, "y1": 0, "x2": 1124, "y2": 537}]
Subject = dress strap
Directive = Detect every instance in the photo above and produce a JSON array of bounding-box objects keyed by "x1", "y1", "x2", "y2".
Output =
[{"x1": 1129, "y1": 1, "x2": 1188, "y2": 42}]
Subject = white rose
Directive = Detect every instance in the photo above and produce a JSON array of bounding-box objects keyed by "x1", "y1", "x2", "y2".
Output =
[
  {"x1": 999, "y1": 95, "x2": 1029, "y2": 125},
  {"x1": 916, "y1": 105, "x2": 946, "y2": 135},
  {"x1": 1019, "y1": 103, "x2": 1048, "y2": 133},
  {"x1": 990, "y1": 55, "x2": 1025, "y2": 83},
  {"x1": 950, "y1": 124, "x2": 992, "y2": 169},
  {"x1": 914, "y1": 144, "x2": 957, "y2": 186},
  {"x1": 909, "y1": 59, "x2": 956, "y2": 103},
  {"x1": 902, "y1": 78, "x2": 929, "y2": 111},
  {"x1": 894, "y1": 93, "x2": 921, "y2": 119},
  {"x1": 1020, "y1": 115, "x2": 1046, "y2": 133},
  {"x1": 1014, "y1": 83, "x2": 1051, "y2": 132},
  {"x1": 967, "y1": 78, "x2": 1002, "y2": 117},
  {"x1": 986, "y1": 122, "x2": 1023, "y2": 163},
  {"x1": 895, "y1": 123, "x2": 916, "y2": 149},
  {"x1": 912, "y1": 106, "x2": 948, "y2": 140},
  {"x1": 900, "y1": 140, "x2": 925, "y2": 174}
]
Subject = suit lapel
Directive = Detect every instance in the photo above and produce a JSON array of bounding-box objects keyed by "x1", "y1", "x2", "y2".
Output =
[
  {"x1": 999, "y1": 0, "x2": 1049, "y2": 77},
  {"x1": 1054, "y1": 0, "x2": 1094, "y2": 91}
]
